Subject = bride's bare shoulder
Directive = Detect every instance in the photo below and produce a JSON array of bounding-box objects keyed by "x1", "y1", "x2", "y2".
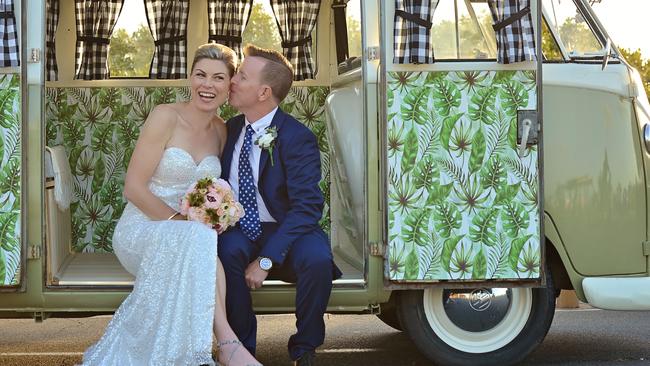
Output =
[{"x1": 145, "y1": 103, "x2": 180, "y2": 127}]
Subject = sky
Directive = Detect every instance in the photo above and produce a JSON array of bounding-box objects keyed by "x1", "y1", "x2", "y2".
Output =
[{"x1": 115, "y1": 0, "x2": 650, "y2": 60}]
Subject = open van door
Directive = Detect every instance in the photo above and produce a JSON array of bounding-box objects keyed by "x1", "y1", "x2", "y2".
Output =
[
  {"x1": 382, "y1": 1, "x2": 550, "y2": 364},
  {"x1": 384, "y1": 0, "x2": 543, "y2": 286},
  {"x1": 0, "y1": 0, "x2": 23, "y2": 291}
]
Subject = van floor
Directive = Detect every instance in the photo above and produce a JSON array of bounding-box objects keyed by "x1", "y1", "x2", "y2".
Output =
[{"x1": 52, "y1": 252, "x2": 363, "y2": 287}]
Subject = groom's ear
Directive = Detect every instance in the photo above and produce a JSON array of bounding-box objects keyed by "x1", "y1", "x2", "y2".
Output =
[{"x1": 258, "y1": 85, "x2": 274, "y2": 102}]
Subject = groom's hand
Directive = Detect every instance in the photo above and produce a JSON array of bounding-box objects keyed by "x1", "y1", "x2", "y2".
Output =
[{"x1": 245, "y1": 262, "x2": 269, "y2": 289}]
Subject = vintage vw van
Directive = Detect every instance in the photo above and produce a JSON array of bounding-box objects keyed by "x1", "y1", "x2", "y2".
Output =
[{"x1": 1, "y1": 0, "x2": 649, "y2": 365}]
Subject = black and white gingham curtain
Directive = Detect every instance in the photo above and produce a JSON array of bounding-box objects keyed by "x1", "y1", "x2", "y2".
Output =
[
  {"x1": 145, "y1": 0, "x2": 189, "y2": 79},
  {"x1": 207, "y1": 0, "x2": 252, "y2": 61},
  {"x1": 74, "y1": 0, "x2": 124, "y2": 80},
  {"x1": 393, "y1": 0, "x2": 439, "y2": 64},
  {"x1": 46, "y1": 0, "x2": 60, "y2": 80},
  {"x1": 488, "y1": 0, "x2": 536, "y2": 64},
  {"x1": 270, "y1": 0, "x2": 320, "y2": 81},
  {"x1": 0, "y1": 0, "x2": 19, "y2": 67}
]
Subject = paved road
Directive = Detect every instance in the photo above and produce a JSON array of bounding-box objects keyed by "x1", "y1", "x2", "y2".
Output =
[{"x1": 0, "y1": 308, "x2": 649, "y2": 365}]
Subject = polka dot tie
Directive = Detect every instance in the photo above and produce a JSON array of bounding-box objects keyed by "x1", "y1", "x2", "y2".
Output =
[{"x1": 238, "y1": 125, "x2": 262, "y2": 241}]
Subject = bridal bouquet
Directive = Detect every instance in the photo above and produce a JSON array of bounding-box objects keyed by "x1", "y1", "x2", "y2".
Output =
[{"x1": 179, "y1": 177, "x2": 244, "y2": 234}]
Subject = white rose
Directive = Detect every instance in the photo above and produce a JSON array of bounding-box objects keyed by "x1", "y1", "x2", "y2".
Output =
[{"x1": 258, "y1": 133, "x2": 275, "y2": 147}]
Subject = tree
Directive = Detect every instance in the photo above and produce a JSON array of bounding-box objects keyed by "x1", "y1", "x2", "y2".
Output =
[
  {"x1": 109, "y1": 24, "x2": 154, "y2": 77},
  {"x1": 242, "y1": 3, "x2": 282, "y2": 52}
]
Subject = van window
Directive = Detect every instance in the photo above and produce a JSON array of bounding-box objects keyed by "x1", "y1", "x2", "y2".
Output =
[
  {"x1": 542, "y1": 0, "x2": 603, "y2": 58},
  {"x1": 108, "y1": 0, "x2": 154, "y2": 78},
  {"x1": 334, "y1": 0, "x2": 362, "y2": 74},
  {"x1": 542, "y1": 19, "x2": 564, "y2": 61},
  {"x1": 242, "y1": 1, "x2": 282, "y2": 53},
  {"x1": 431, "y1": 0, "x2": 496, "y2": 60}
]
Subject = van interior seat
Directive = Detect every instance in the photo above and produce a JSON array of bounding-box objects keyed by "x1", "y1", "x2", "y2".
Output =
[{"x1": 44, "y1": 148, "x2": 361, "y2": 288}]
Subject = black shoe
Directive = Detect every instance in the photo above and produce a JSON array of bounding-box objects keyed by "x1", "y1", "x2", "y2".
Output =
[{"x1": 293, "y1": 351, "x2": 315, "y2": 366}]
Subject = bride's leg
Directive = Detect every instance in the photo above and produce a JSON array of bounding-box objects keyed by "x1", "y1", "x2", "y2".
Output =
[{"x1": 214, "y1": 257, "x2": 262, "y2": 366}]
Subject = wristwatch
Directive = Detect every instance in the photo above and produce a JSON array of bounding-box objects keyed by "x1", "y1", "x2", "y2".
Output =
[{"x1": 258, "y1": 257, "x2": 273, "y2": 271}]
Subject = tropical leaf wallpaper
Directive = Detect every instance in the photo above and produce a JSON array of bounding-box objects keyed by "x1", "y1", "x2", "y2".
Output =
[
  {"x1": 45, "y1": 86, "x2": 330, "y2": 253},
  {"x1": 0, "y1": 74, "x2": 21, "y2": 286},
  {"x1": 387, "y1": 70, "x2": 540, "y2": 281}
]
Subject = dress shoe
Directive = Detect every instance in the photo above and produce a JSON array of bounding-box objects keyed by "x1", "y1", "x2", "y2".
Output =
[{"x1": 293, "y1": 351, "x2": 315, "y2": 366}]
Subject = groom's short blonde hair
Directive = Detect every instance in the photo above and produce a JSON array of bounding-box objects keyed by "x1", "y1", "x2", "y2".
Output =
[{"x1": 244, "y1": 44, "x2": 294, "y2": 103}]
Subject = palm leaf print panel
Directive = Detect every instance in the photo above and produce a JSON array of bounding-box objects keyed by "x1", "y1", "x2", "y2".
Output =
[
  {"x1": 387, "y1": 71, "x2": 540, "y2": 281},
  {"x1": 0, "y1": 74, "x2": 21, "y2": 286},
  {"x1": 45, "y1": 86, "x2": 330, "y2": 253}
]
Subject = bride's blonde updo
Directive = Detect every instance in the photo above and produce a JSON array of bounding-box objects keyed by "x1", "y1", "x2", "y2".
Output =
[{"x1": 190, "y1": 43, "x2": 238, "y2": 77}]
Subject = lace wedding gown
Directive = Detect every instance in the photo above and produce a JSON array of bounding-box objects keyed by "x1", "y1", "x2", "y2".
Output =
[{"x1": 82, "y1": 147, "x2": 222, "y2": 366}]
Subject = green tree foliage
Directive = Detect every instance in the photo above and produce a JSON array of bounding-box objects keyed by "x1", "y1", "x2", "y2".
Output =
[
  {"x1": 242, "y1": 3, "x2": 282, "y2": 52},
  {"x1": 347, "y1": 17, "x2": 362, "y2": 58},
  {"x1": 431, "y1": 10, "x2": 494, "y2": 59},
  {"x1": 557, "y1": 18, "x2": 601, "y2": 54},
  {"x1": 109, "y1": 24, "x2": 154, "y2": 77},
  {"x1": 619, "y1": 48, "x2": 650, "y2": 98}
]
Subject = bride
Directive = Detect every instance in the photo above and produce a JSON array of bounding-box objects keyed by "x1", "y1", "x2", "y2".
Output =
[{"x1": 81, "y1": 43, "x2": 262, "y2": 366}]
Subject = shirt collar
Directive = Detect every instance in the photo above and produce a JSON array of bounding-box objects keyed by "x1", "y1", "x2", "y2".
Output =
[{"x1": 245, "y1": 107, "x2": 278, "y2": 134}]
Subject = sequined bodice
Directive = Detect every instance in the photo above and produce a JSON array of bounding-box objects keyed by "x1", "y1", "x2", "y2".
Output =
[{"x1": 123, "y1": 147, "x2": 222, "y2": 218}]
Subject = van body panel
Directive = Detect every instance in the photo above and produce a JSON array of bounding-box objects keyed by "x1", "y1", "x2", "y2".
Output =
[{"x1": 543, "y1": 65, "x2": 647, "y2": 275}]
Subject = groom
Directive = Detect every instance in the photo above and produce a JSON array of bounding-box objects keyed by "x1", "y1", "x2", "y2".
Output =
[{"x1": 219, "y1": 44, "x2": 341, "y2": 365}]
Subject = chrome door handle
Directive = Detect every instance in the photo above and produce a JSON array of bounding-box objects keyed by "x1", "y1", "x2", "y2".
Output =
[{"x1": 518, "y1": 119, "x2": 532, "y2": 157}]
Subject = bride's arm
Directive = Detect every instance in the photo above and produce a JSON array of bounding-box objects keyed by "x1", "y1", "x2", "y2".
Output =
[{"x1": 123, "y1": 105, "x2": 184, "y2": 221}]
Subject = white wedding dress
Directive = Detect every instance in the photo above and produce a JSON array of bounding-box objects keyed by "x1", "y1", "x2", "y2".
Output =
[{"x1": 81, "y1": 147, "x2": 222, "y2": 366}]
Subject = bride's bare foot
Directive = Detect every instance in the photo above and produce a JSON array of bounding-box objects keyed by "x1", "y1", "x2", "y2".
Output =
[{"x1": 216, "y1": 339, "x2": 263, "y2": 366}]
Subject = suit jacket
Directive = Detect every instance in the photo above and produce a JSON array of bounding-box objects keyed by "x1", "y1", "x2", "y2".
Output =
[{"x1": 221, "y1": 107, "x2": 325, "y2": 265}]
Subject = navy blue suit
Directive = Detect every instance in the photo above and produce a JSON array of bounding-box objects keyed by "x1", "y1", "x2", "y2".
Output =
[{"x1": 219, "y1": 108, "x2": 341, "y2": 360}]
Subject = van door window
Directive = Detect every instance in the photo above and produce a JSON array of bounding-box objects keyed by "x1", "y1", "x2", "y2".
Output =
[
  {"x1": 542, "y1": 0, "x2": 603, "y2": 59},
  {"x1": 333, "y1": 0, "x2": 362, "y2": 74},
  {"x1": 542, "y1": 18, "x2": 564, "y2": 61},
  {"x1": 431, "y1": 0, "x2": 497, "y2": 60}
]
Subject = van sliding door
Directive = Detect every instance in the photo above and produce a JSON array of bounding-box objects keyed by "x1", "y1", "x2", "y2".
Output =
[{"x1": 383, "y1": 0, "x2": 544, "y2": 285}]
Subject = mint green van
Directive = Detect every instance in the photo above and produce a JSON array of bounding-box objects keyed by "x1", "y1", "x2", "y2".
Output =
[{"x1": 1, "y1": 0, "x2": 649, "y2": 365}]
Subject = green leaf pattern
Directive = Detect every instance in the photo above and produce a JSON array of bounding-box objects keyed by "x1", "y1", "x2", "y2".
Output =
[
  {"x1": 0, "y1": 74, "x2": 21, "y2": 286},
  {"x1": 387, "y1": 71, "x2": 540, "y2": 280},
  {"x1": 45, "y1": 86, "x2": 331, "y2": 253}
]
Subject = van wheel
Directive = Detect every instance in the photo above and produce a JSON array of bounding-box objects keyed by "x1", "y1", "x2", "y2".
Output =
[{"x1": 397, "y1": 272, "x2": 555, "y2": 366}]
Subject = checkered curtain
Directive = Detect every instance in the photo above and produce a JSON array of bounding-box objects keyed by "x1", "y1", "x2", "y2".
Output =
[
  {"x1": 145, "y1": 0, "x2": 189, "y2": 79},
  {"x1": 207, "y1": 0, "x2": 252, "y2": 61},
  {"x1": 46, "y1": 0, "x2": 60, "y2": 80},
  {"x1": 393, "y1": 0, "x2": 439, "y2": 64},
  {"x1": 270, "y1": 0, "x2": 321, "y2": 81},
  {"x1": 488, "y1": 0, "x2": 536, "y2": 64},
  {"x1": 74, "y1": 0, "x2": 124, "y2": 80},
  {"x1": 0, "y1": 0, "x2": 19, "y2": 67}
]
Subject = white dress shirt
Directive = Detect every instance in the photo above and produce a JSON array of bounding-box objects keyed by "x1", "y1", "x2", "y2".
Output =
[{"x1": 228, "y1": 107, "x2": 278, "y2": 223}]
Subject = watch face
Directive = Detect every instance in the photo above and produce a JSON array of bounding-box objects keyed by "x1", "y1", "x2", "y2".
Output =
[{"x1": 259, "y1": 257, "x2": 273, "y2": 271}]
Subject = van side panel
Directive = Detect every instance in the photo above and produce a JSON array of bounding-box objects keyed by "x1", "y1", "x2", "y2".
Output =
[
  {"x1": 0, "y1": 74, "x2": 21, "y2": 287},
  {"x1": 543, "y1": 79, "x2": 646, "y2": 275},
  {"x1": 387, "y1": 70, "x2": 541, "y2": 281}
]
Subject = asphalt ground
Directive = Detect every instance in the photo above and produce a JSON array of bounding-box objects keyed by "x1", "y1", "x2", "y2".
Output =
[{"x1": 0, "y1": 308, "x2": 649, "y2": 365}]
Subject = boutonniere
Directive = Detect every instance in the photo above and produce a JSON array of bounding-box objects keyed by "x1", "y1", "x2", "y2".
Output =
[{"x1": 254, "y1": 126, "x2": 278, "y2": 166}]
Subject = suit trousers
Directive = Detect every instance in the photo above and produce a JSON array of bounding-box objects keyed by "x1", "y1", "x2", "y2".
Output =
[{"x1": 217, "y1": 222, "x2": 336, "y2": 360}]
